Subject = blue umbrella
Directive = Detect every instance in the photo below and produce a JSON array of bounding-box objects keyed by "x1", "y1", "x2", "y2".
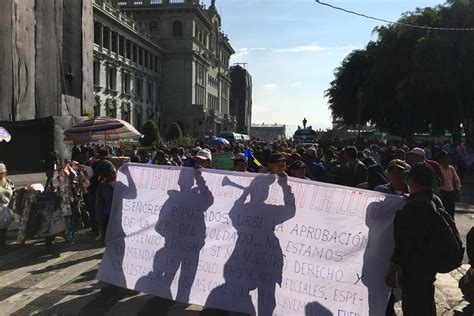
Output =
[{"x1": 209, "y1": 137, "x2": 230, "y2": 146}]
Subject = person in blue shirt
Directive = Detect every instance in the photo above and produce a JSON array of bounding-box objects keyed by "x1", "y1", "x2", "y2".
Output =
[{"x1": 304, "y1": 147, "x2": 330, "y2": 183}]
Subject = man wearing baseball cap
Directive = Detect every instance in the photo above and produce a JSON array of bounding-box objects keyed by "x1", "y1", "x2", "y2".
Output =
[
  {"x1": 194, "y1": 149, "x2": 213, "y2": 169},
  {"x1": 406, "y1": 147, "x2": 444, "y2": 190},
  {"x1": 375, "y1": 159, "x2": 410, "y2": 196},
  {"x1": 267, "y1": 153, "x2": 287, "y2": 176},
  {"x1": 385, "y1": 162, "x2": 441, "y2": 314}
]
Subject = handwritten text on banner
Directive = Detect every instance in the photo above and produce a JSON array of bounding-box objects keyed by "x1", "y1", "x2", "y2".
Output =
[{"x1": 96, "y1": 164, "x2": 405, "y2": 315}]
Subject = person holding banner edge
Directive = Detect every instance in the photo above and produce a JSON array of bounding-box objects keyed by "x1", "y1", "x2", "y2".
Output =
[{"x1": 385, "y1": 162, "x2": 463, "y2": 315}]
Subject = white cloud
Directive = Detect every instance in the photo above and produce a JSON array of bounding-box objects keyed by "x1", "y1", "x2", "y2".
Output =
[
  {"x1": 231, "y1": 48, "x2": 250, "y2": 60},
  {"x1": 231, "y1": 47, "x2": 269, "y2": 61},
  {"x1": 253, "y1": 104, "x2": 273, "y2": 113},
  {"x1": 290, "y1": 82, "x2": 303, "y2": 87},
  {"x1": 272, "y1": 44, "x2": 355, "y2": 54},
  {"x1": 263, "y1": 83, "x2": 277, "y2": 90},
  {"x1": 273, "y1": 44, "x2": 327, "y2": 53}
]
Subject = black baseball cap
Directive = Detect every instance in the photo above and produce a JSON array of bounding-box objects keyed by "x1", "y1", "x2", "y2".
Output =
[{"x1": 268, "y1": 153, "x2": 286, "y2": 164}]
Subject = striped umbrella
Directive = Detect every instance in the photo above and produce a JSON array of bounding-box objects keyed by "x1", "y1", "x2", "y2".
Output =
[
  {"x1": 64, "y1": 117, "x2": 143, "y2": 144},
  {"x1": 0, "y1": 126, "x2": 11, "y2": 142}
]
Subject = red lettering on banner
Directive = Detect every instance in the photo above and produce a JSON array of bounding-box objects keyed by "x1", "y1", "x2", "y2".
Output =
[
  {"x1": 293, "y1": 183, "x2": 309, "y2": 208},
  {"x1": 139, "y1": 168, "x2": 151, "y2": 189},
  {"x1": 365, "y1": 195, "x2": 385, "y2": 220},
  {"x1": 323, "y1": 188, "x2": 335, "y2": 212},
  {"x1": 309, "y1": 187, "x2": 320, "y2": 211},
  {"x1": 161, "y1": 170, "x2": 177, "y2": 191},
  {"x1": 310, "y1": 187, "x2": 335, "y2": 213},
  {"x1": 151, "y1": 169, "x2": 162, "y2": 190}
]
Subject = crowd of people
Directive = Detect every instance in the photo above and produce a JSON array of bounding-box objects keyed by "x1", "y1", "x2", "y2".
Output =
[
  {"x1": 71, "y1": 138, "x2": 473, "y2": 315},
  {"x1": 0, "y1": 137, "x2": 472, "y2": 314}
]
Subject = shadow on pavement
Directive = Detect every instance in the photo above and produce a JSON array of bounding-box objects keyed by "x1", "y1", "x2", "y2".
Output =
[{"x1": 453, "y1": 303, "x2": 474, "y2": 315}]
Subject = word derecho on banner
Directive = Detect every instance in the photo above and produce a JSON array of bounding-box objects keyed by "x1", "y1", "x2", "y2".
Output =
[{"x1": 97, "y1": 164, "x2": 404, "y2": 315}]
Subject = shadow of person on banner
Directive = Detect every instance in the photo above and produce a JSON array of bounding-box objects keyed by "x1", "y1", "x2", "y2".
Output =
[
  {"x1": 96, "y1": 163, "x2": 137, "y2": 289},
  {"x1": 361, "y1": 196, "x2": 402, "y2": 315},
  {"x1": 305, "y1": 301, "x2": 333, "y2": 316},
  {"x1": 135, "y1": 168, "x2": 213, "y2": 306},
  {"x1": 204, "y1": 174, "x2": 296, "y2": 316}
]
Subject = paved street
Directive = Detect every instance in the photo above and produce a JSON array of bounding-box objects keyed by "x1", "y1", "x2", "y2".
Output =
[{"x1": 1, "y1": 173, "x2": 473, "y2": 315}]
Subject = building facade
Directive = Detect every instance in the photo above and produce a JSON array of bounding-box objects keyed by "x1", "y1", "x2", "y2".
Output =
[
  {"x1": 113, "y1": 0, "x2": 236, "y2": 139},
  {"x1": 93, "y1": 0, "x2": 163, "y2": 130},
  {"x1": 250, "y1": 124, "x2": 287, "y2": 141},
  {"x1": 230, "y1": 65, "x2": 252, "y2": 135}
]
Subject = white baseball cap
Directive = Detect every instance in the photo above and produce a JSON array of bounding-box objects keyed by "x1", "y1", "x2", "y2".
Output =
[
  {"x1": 195, "y1": 149, "x2": 212, "y2": 162},
  {"x1": 407, "y1": 147, "x2": 426, "y2": 158}
]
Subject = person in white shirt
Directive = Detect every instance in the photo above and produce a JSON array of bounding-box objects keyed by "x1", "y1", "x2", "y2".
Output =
[{"x1": 438, "y1": 150, "x2": 461, "y2": 219}]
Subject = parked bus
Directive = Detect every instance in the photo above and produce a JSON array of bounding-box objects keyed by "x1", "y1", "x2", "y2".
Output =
[
  {"x1": 218, "y1": 132, "x2": 250, "y2": 144},
  {"x1": 293, "y1": 127, "x2": 318, "y2": 145}
]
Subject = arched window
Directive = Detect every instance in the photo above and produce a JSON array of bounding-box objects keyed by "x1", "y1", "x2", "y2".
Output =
[{"x1": 172, "y1": 21, "x2": 183, "y2": 37}]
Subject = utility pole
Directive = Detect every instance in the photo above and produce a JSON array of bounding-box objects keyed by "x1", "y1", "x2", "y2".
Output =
[{"x1": 357, "y1": 89, "x2": 363, "y2": 146}]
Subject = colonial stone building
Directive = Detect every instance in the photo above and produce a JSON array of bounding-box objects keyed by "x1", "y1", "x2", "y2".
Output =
[
  {"x1": 113, "y1": 0, "x2": 236, "y2": 139},
  {"x1": 93, "y1": 0, "x2": 163, "y2": 130},
  {"x1": 250, "y1": 124, "x2": 287, "y2": 141}
]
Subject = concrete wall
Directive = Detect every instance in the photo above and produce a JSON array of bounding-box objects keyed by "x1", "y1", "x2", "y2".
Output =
[
  {"x1": 62, "y1": 0, "x2": 84, "y2": 116},
  {"x1": 36, "y1": 0, "x2": 63, "y2": 118},
  {"x1": 0, "y1": 0, "x2": 14, "y2": 121},
  {"x1": 12, "y1": 0, "x2": 36, "y2": 121},
  {"x1": 0, "y1": 0, "x2": 93, "y2": 121},
  {"x1": 82, "y1": 0, "x2": 94, "y2": 115}
]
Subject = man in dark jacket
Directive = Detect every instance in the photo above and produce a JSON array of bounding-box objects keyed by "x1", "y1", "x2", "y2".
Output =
[
  {"x1": 385, "y1": 162, "x2": 440, "y2": 315},
  {"x1": 341, "y1": 146, "x2": 367, "y2": 187},
  {"x1": 304, "y1": 148, "x2": 330, "y2": 183},
  {"x1": 95, "y1": 160, "x2": 117, "y2": 242}
]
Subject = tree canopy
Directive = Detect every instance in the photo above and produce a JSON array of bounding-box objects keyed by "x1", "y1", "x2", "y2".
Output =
[
  {"x1": 140, "y1": 120, "x2": 158, "y2": 146},
  {"x1": 326, "y1": 0, "x2": 474, "y2": 145}
]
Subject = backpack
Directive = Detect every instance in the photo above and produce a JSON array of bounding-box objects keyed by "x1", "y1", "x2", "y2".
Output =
[
  {"x1": 467, "y1": 227, "x2": 474, "y2": 264},
  {"x1": 420, "y1": 196, "x2": 464, "y2": 274},
  {"x1": 459, "y1": 228, "x2": 474, "y2": 302},
  {"x1": 459, "y1": 267, "x2": 474, "y2": 302}
]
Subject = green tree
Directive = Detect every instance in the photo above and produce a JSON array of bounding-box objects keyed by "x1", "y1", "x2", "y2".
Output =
[
  {"x1": 327, "y1": 0, "x2": 474, "y2": 145},
  {"x1": 140, "y1": 120, "x2": 158, "y2": 146}
]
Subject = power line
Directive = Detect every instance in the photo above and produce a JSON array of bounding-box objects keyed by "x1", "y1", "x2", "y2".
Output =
[{"x1": 315, "y1": 0, "x2": 474, "y2": 31}]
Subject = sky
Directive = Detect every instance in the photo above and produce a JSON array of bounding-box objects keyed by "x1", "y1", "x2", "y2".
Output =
[{"x1": 204, "y1": 0, "x2": 444, "y2": 136}]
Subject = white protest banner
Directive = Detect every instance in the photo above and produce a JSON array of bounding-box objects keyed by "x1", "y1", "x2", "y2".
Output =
[{"x1": 97, "y1": 164, "x2": 405, "y2": 316}]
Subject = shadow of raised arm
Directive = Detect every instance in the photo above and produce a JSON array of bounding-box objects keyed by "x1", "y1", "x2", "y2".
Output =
[{"x1": 120, "y1": 163, "x2": 137, "y2": 200}]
